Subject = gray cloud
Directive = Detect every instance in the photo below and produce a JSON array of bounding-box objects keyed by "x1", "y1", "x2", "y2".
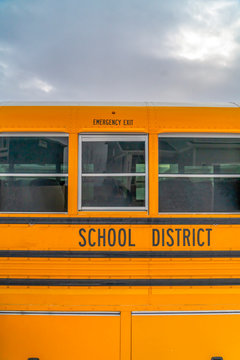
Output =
[{"x1": 0, "y1": 0, "x2": 239, "y2": 102}]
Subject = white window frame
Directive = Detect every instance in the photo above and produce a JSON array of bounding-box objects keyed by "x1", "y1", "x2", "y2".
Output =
[
  {"x1": 79, "y1": 134, "x2": 148, "y2": 211},
  {"x1": 158, "y1": 133, "x2": 240, "y2": 214},
  {"x1": 0, "y1": 132, "x2": 69, "y2": 213}
]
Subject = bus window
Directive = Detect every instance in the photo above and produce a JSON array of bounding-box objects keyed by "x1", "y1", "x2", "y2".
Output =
[
  {"x1": 158, "y1": 136, "x2": 240, "y2": 212},
  {"x1": 0, "y1": 134, "x2": 68, "y2": 212},
  {"x1": 79, "y1": 135, "x2": 147, "y2": 210}
]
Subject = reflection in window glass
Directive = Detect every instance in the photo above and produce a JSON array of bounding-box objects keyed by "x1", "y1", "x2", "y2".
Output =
[
  {"x1": 82, "y1": 141, "x2": 145, "y2": 173},
  {"x1": 82, "y1": 176, "x2": 145, "y2": 207},
  {"x1": 80, "y1": 136, "x2": 147, "y2": 209},
  {"x1": 159, "y1": 177, "x2": 240, "y2": 212},
  {"x1": 159, "y1": 138, "x2": 240, "y2": 174},
  {"x1": 0, "y1": 137, "x2": 68, "y2": 173},
  {"x1": 159, "y1": 136, "x2": 240, "y2": 213},
  {"x1": 0, "y1": 134, "x2": 68, "y2": 213},
  {"x1": 0, "y1": 177, "x2": 68, "y2": 212}
]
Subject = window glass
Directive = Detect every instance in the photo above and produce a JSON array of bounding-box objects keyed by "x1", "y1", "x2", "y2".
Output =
[
  {"x1": 80, "y1": 135, "x2": 147, "y2": 210},
  {"x1": 82, "y1": 176, "x2": 145, "y2": 207},
  {"x1": 159, "y1": 136, "x2": 240, "y2": 213},
  {"x1": 0, "y1": 176, "x2": 68, "y2": 212},
  {"x1": 159, "y1": 138, "x2": 240, "y2": 174},
  {"x1": 159, "y1": 177, "x2": 240, "y2": 212},
  {"x1": 82, "y1": 141, "x2": 145, "y2": 173},
  {"x1": 0, "y1": 134, "x2": 68, "y2": 212},
  {"x1": 0, "y1": 137, "x2": 68, "y2": 173}
]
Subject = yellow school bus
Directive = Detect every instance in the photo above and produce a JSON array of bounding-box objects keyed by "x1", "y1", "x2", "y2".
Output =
[{"x1": 1, "y1": 102, "x2": 240, "y2": 360}]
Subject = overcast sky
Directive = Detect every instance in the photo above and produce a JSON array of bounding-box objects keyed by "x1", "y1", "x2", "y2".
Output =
[{"x1": 0, "y1": 0, "x2": 240, "y2": 103}]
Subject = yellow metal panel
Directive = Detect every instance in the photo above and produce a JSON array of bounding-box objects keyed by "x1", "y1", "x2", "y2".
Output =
[
  {"x1": 150, "y1": 107, "x2": 240, "y2": 133},
  {"x1": 0, "y1": 104, "x2": 240, "y2": 359},
  {"x1": 132, "y1": 313, "x2": 240, "y2": 359},
  {"x1": 0, "y1": 224, "x2": 239, "y2": 251},
  {"x1": 148, "y1": 133, "x2": 158, "y2": 216},
  {"x1": 120, "y1": 312, "x2": 132, "y2": 360},
  {"x1": 0, "y1": 105, "x2": 149, "y2": 133},
  {"x1": 2, "y1": 286, "x2": 240, "y2": 312},
  {"x1": 2, "y1": 258, "x2": 240, "y2": 279},
  {"x1": 68, "y1": 133, "x2": 78, "y2": 215},
  {"x1": 0, "y1": 314, "x2": 120, "y2": 360}
]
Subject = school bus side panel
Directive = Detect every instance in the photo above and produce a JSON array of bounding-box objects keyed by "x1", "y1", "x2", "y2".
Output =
[
  {"x1": 132, "y1": 313, "x2": 240, "y2": 360},
  {"x1": 0, "y1": 313, "x2": 120, "y2": 360}
]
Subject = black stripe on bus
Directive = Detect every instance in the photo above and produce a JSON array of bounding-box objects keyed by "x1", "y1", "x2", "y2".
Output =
[
  {"x1": 0, "y1": 217, "x2": 240, "y2": 225},
  {"x1": 2, "y1": 250, "x2": 240, "y2": 258},
  {"x1": 1, "y1": 278, "x2": 240, "y2": 286}
]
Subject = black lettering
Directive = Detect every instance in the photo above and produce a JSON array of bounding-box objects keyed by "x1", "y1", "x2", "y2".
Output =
[
  {"x1": 183, "y1": 229, "x2": 191, "y2": 246},
  {"x1": 152, "y1": 229, "x2": 160, "y2": 246},
  {"x1": 98, "y1": 228, "x2": 106, "y2": 247},
  {"x1": 206, "y1": 228, "x2": 212, "y2": 246},
  {"x1": 197, "y1": 228, "x2": 205, "y2": 246},
  {"x1": 118, "y1": 228, "x2": 126, "y2": 247},
  {"x1": 175, "y1": 228, "x2": 181, "y2": 246},
  {"x1": 192, "y1": 229, "x2": 195, "y2": 246},
  {"x1": 166, "y1": 228, "x2": 174, "y2": 247},
  {"x1": 123, "y1": 119, "x2": 133, "y2": 125},
  {"x1": 162, "y1": 228, "x2": 165, "y2": 246},
  {"x1": 88, "y1": 228, "x2": 96, "y2": 247},
  {"x1": 79, "y1": 228, "x2": 86, "y2": 247},
  {"x1": 128, "y1": 229, "x2": 135, "y2": 247},
  {"x1": 93, "y1": 118, "x2": 122, "y2": 126},
  {"x1": 108, "y1": 228, "x2": 116, "y2": 247}
]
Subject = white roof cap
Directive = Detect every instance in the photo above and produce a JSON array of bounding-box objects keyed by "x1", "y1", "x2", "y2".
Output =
[{"x1": 0, "y1": 101, "x2": 239, "y2": 107}]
